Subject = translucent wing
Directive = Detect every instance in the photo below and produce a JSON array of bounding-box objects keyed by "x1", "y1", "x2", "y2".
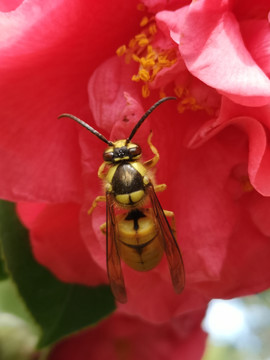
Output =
[
  {"x1": 147, "y1": 183, "x2": 185, "y2": 293},
  {"x1": 106, "y1": 192, "x2": 127, "y2": 303}
]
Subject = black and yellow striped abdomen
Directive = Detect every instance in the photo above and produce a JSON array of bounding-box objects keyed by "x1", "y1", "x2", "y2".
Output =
[{"x1": 116, "y1": 209, "x2": 163, "y2": 271}]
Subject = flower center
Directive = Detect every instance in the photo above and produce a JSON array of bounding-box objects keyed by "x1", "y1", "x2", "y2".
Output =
[
  {"x1": 116, "y1": 15, "x2": 177, "y2": 98},
  {"x1": 174, "y1": 86, "x2": 206, "y2": 114},
  {"x1": 116, "y1": 5, "x2": 213, "y2": 116}
]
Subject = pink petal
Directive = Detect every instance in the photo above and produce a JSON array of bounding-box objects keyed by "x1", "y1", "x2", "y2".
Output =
[
  {"x1": 0, "y1": 0, "x2": 140, "y2": 202},
  {"x1": 143, "y1": 0, "x2": 168, "y2": 13},
  {"x1": 156, "y1": 8, "x2": 188, "y2": 45},
  {"x1": 240, "y1": 19, "x2": 270, "y2": 77},
  {"x1": 143, "y1": 0, "x2": 188, "y2": 13},
  {"x1": 49, "y1": 311, "x2": 207, "y2": 360},
  {"x1": 17, "y1": 202, "x2": 106, "y2": 285},
  {"x1": 161, "y1": 0, "x2": 270, "y2": 106},
  {"x1": 183, "y1": 128, "x2": 270, "y2": 298},
  {"x1": 248, "y1": 193, "x2": 270, "y2": 237},
  {"x1": 88, "y1": 57, "x2": 144, "y2": 139},
  {"x1": 0, "y1": 0, "x2": 22, "y2": 11},
  {"x1": 188, "y1": 98, "x2": 270, "y2": 196}
]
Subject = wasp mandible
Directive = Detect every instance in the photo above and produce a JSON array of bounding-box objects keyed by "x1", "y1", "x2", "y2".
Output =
[{"x1": 59, "y1": 97, "x2": 185, "y2": 303}]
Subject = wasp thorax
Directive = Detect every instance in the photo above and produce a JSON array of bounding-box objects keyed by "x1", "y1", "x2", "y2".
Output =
[{"x1": 103, "y1": 141, "x2": 142, "y2": 163}]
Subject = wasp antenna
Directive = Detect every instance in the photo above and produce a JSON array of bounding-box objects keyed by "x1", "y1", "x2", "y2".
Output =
[
  {"x1": 58, "y1": 113, "x2": 113, "y2": 146},
  {"x1": 126, "y1": 97, "x2": 177, "y2": 143}
]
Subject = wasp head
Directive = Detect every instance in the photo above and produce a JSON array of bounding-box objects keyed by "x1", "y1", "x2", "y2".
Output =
[{"x1": 103, "y1": 140, "x2": 142, "y2": 164}]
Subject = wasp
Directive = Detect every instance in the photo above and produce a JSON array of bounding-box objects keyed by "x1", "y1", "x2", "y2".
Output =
[{"x1": 59, "y1": 97, "x2": 185, "y2": 303}]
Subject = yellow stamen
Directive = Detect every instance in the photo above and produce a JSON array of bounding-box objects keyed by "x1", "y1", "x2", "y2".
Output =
[
  {"x1": 135, "y1": 33, "x2": 147, "y2": 41},
  {"x1": 182, "y1": 97, "x2": 196, "y2": 105},
  {"x1": 137, "y1": 3, "x2": 145, "y2": 11},
  {"x1": 141, "y1": 57, "x2": 155, "y2": 68},
  {"x1": 128, "y1": 38, "x2": 137, "y2": 49},
  {"x1": 116, "y1": 12, "x2": 211, "y2": 115},
  {"x1": 116, "y1": 15, "x2": 179, "y2": 98},
  {"x1": 177, "y1": 103, "x2": 186, "y2": 114},
  {"x1": 138, "y1": 38, "x2": 149, "y2": 47},
  {"x1": 142, "y1": 84, "x2": 150, "y2": 98},
  {"x1": 139, "y1": 68, "x2": 150, "y2": 81},
  {"x1": 149, "y1": 23, "x2": 157, "y2": 35},
  {"x1": 174, "y1": 86, "x2": 184, "y2": 98},
  {"x1": 116, "y1": 45, "x2": 127, "y2": 57},
  {"x1": 151, "y1": 64, "x2": 162, "y2": 79},
  {"x1": 159, "y1": 89, "x2": 167, "y2": 98},
  {"x1": 132, "y1": 54, "x2": 141, "y2": 62},
  {"x1": 131, "y1": 74, "x2": 140, "y2": 82},
  {"x1": 147, "y1": 44, "x2": 153, "y2": 54},
  {"x1": 140, "y1": 16, "x2": 149, "y2": 27}
]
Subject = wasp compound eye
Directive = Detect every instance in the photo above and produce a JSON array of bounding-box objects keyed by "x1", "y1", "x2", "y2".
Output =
[
  {"x1": 129, "y1": 145, "x2": 141, "y2": 158},
  {"x1": 103, "y1": 151, "x2": 114, "y2": 162}
]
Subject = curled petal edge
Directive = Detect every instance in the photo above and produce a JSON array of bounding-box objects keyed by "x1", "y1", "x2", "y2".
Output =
[{"x1": 187, "y1": 116, "x2": 270, "y2": 196}]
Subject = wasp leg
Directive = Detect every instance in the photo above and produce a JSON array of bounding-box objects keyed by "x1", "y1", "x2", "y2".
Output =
[
  {"x1": 88, "y1": 195, "x2": 106, "y2": 215},
  {"x1": 143, "y1": 132, "x2": 160, "y2": 168},
  {"x1": 88, "y1": 163, "x2": 107, "y2": 215},
  {"x1": 163, "y1": 210, "x2": 176, "y2": 236},
  {"x1": 100, "y1": 222, "x2": 106, "y2": 235},
  {"x1": 154, "y1": 184, "x2": 167, "y2": 193},
  {"x1": 98, "y1": 162, "x2": 107, "y2": 180}
]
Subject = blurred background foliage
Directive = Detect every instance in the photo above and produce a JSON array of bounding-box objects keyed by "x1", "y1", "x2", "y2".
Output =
[
  {"x1": 0, "y1": 268, "x2": 269, "y2": 359},
  {"x1": 0, "y1": 277, "x2": 47, "y2": 360},
  {"x1": 203, "y1": 291, "x2": 270, "y2": 360}
]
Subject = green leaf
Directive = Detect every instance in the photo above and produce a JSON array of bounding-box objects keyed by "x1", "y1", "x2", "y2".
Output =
[
  {"x1": 0, "y1": 279, "x2": 39, "y2": 334},
  {"x1": 0, "y1": 200, "x2": 115, "y2": 348},
  {"x1": 0, "y1": 244, "x2": 8, "y2": 280}
]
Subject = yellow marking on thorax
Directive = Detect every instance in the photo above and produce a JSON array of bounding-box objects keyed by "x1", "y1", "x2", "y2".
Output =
[
  {"x1": 130, "y1": 162, "x2": 147, "y2": 177},
  {"x1": 106, "y1": 164, "x2": 119, "y2": 184},
  {"x1": 114, "y1": 156, "x2": 129, "y2": 162},
  {"x1": 115, "y1": 190, "x2": 145, "y2": 206},
  {"x1": 130, "y1": 190, "x2": 144, "y2": 203},
  {"x1": 115, "y1": 194, "x2": 130, "y2": 205}
]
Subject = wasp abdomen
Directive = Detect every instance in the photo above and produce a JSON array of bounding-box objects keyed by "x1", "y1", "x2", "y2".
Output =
[{"x1": 117, "y1": 209, "x2": 163, "y2": 271}]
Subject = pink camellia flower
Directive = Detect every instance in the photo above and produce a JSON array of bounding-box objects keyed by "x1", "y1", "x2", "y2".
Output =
[
  {"x1": 2, "y1": 0, "x2": 270, "y2": 347},
  {"x1": 157, "y1": 0, "x2": 270, "y2": 107},
  {"x1": 48, "y1": 311, "x2": 207, "y2": 360}
]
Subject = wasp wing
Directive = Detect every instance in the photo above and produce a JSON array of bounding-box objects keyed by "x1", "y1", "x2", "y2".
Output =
[
  {"x1": 106, "y1": 192, "x2": 127, "y2": 303},
  {"x1": 147, "y1": 183, "x2": 185, "y2": 293}
]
